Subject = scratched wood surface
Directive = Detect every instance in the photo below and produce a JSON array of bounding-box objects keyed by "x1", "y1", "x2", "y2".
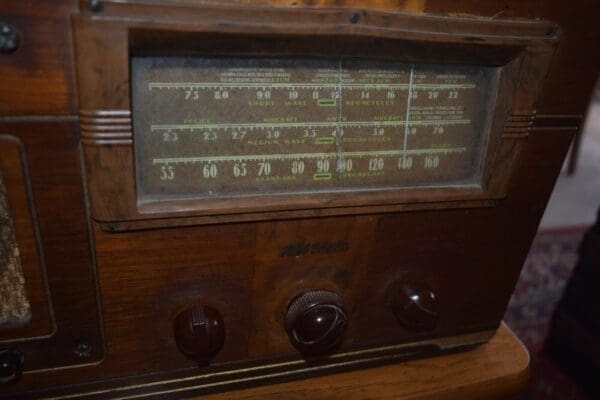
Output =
[{"x1": 192, "y1": 323, "x2": 529, "y2": 400}]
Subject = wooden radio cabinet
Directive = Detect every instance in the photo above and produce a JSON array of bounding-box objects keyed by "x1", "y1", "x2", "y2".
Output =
[{"x1": 0, "y1": 0, "x2": 597, "y2": 399}]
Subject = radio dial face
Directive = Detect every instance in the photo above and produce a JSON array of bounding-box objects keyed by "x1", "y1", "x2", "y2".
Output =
[{"x1": 132, "y1": 57, "x2": 496, "y2": 203}]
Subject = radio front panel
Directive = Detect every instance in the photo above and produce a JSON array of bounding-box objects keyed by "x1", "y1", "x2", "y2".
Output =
[
  {"x1": 65, "y1": 3, "x2": 558, "y2": 394},
  {"x1": 3, "y1": 1, "x2": 586, "y2": 399}
]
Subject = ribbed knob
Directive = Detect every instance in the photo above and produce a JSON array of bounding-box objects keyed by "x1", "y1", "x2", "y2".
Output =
[
  {"x1": 388, "y1": 281, "x2": 438, "y2": 331},
  {"x1": 0, "y1": 349, "x2": 23, "y2": 385},
  {"x1": 173, "y1": 304, "x2": 225, "y2": 365},
  {"x1": 285, "y1": 290, "x2": 347, "y2": 356}
]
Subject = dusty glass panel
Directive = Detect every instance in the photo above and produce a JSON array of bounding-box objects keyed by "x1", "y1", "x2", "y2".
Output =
[{"x1": 132, "y1": 57, "x2": 496, "y2": 201}]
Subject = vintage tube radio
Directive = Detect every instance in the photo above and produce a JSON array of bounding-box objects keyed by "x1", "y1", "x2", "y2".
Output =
[{"x1": 0, "y1": 0, "x2": 597, "y2": 399}]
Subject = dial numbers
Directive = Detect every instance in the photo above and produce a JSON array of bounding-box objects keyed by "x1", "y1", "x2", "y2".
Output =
[{"x1": 132, "y1": 58, "x2": 495, "y2": 200}]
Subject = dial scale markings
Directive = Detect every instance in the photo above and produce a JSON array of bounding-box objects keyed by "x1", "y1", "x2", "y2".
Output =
[{"x1": 131, "y1": 57, "x2": 494, "y2": 199}]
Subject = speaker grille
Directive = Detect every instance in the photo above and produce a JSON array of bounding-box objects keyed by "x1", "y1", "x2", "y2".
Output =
[{"x1": 0, "y1": 170, "x2": 30, "y2": 327}]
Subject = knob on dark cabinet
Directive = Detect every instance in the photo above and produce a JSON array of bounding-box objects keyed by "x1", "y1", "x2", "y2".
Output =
[
  {"x1": 388, "y1": 281, "x2": 439, "y2": 331},
  {"x1": 173, "y1": 304, "x2": 225, "y2": 365},
  {"x1": 285, "y1": 290, "x2": 348, "y2": 356}
]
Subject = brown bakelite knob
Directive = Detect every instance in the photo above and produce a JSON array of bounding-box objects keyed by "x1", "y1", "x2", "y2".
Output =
[
  {"x1": 173, "y1": 304, "x2": 225, "y2": 365},
  {"x1": 389, "y1": 281, "x2": 438, "y2": 331},
  {"x1": 285, "y1": 290, "x2": 348, "y2": 356}
]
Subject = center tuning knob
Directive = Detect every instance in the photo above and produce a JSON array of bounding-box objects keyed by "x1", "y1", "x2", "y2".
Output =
[{"x1": 285, "y1": 290, "x2": 348, "y2": 356}]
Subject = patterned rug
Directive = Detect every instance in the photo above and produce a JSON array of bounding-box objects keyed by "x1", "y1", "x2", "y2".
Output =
[{"x1": 504, "y1": 227, "x2": 590, "y2": 400}]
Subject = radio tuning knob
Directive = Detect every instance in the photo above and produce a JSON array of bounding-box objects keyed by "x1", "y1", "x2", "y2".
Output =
[
  {"x1": 285, "y1": 290, "x2": 348, "y2": 356},
  {"x1": 388, "y1": 281, "x2": 439, "y2": 331},
  {"x1": 173, "y1": 304, "x2": 225, "y2": 365}
]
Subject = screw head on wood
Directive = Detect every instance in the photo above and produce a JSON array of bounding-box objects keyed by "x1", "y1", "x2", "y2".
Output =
[
  {"x1": 0, "y1": 23, "x2": 19, "y2": 54},
  {"x1": 74, "y1": 342, "x2": 92, "y2": 358},
  {"x1": 89, "y1": 0, "x2": 103, "y2": 12}
]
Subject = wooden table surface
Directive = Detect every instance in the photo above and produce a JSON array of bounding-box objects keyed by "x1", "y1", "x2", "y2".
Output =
[{"x1": 192, "y1": 323, "x2": 529, "y2": 400}]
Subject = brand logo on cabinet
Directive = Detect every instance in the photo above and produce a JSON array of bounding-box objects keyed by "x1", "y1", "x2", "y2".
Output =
[{"x1": 280, "y1": 241, "x2": 349, "y2": 257}]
